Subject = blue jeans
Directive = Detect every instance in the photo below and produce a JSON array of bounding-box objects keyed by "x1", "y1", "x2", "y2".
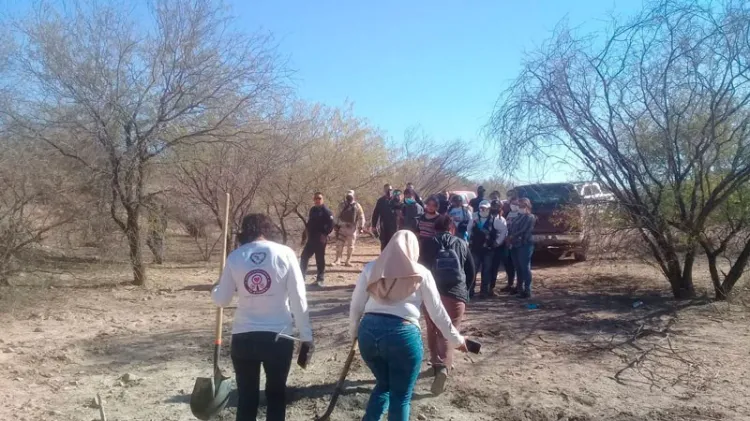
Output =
[
  {"x1": 511, "y1": 244, "x2": 534, "y2": 294},
  {"x1": 358, "y1": 313, "x2": 423, "y2": 421},
  {"x1": 472, "y1": 250, "x2": 496, "y2": 294},
  {"x1": 504, "y1": 248, "x2": 516, "y2": 287}
]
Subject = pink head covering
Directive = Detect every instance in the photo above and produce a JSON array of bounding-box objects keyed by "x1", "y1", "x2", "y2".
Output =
[{"x1": 366, "y1": 230, "x2": 422, "y2": 304}]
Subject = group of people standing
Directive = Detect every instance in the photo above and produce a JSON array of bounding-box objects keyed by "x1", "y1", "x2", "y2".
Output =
[
  {"x1": 350, "y1": 184, "x2": 538, "y2": 419},
  {"x1": 212, "y1": 183, "x2": 537, "y2": 421},
  {"x1": 368, "y1": 183, "x2": 538, "y2": 299},
  {"x1": 296, "y1": 183, "x2": 539, "y2": 299}
]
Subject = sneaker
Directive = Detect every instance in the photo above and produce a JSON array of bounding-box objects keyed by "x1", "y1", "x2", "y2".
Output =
[
  {"x1": 315, "y1": 279, "x2": 325, "y2": 287},
  {"x1": 487, "y1": 290, "x2": 496, "y2": 297},
  {"x1": 499, "y1": 286, "x2": 512, "y2": 293},
  {"x1": 330, "y1": 260, "x2": 339, "y2": 267},
  {"x1": 344, "y1": 261, "x2": 353, "y2": 267},
  {"x1": 518, "y1": 290, "x2": 530, "y2": 299},
  {"x1": 431, "y1": 367, "x2": 448, "y2": 396}
]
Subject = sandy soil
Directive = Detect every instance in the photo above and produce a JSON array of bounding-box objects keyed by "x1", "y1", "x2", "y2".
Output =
[{"x1": 1, "y1": 235, "x2": 749, "y2": 421}]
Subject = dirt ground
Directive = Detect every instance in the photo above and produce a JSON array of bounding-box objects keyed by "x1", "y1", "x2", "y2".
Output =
[{"x1": 1, "y1": 235, "x2": 750, "y2": 421}]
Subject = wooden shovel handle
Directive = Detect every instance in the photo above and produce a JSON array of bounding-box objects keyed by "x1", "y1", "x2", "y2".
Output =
[{"x1": 214, "y1": 193, "x2": 231, "y2": 345}]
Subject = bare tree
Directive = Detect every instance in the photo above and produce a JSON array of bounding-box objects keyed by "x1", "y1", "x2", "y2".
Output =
[
  {"x1": 264, "y1": 102, "x2": 391, "y2": 243},
  {"x1": 0, "y1": 137, "x2": 77, "y2": 284},
  {"x1": 171, "y1": 113, "x2": 302, "y2": 252},
  {"x1": 393, "y1": 127, "x2": 487, "y2": 196},
  {"x1": 488, "y1": 0, "x2": 750, "y2": 299},
  {"x1": 1, "y1": 0, "x2": 284, "y2": 285}
]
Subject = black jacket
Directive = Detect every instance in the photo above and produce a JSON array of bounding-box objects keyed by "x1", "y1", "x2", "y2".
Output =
[
  {"x1": 403, "y1": 202, "x2": 424, "y2": 232},
  {"x1": 372, "y1": 196, "x2": 399, "y2": 233},
  {"x1": 438, "y1": 197, "x2": 451, "y2": 215},
  {"x1": 306, "y1": 205, "x2": 334, "y2": 242},
  {"x1": 469, "y1": 195, "x2": 485, "y2": 212},
  {"x1": 413, "y1": 191, "x2": 425, "y2": 208},
  {"x1": 420, "y1": 232, "x2": 476, "y2": 303}
]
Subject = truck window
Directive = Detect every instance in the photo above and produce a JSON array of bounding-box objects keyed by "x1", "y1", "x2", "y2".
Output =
[{"x1": 515, "y1": 184, "x2": 581, "y2": 205}]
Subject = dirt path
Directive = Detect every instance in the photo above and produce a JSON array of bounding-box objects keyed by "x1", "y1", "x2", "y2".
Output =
[{"x1": 1, "y1": 237, "x2": 749, "y2": 420}]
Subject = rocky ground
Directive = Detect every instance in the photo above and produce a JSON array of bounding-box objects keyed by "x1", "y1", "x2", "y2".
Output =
[{"x1": 1, "y1": 236, "x2": 749, "y2": 421}]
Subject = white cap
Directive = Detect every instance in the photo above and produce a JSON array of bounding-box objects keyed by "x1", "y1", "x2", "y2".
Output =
[
  {"x1": 346, "y1": 190, "x2": 355, "y2": 197},
  {"x1": 479, "y1": 200, "x2": 491, "y2": 208}
]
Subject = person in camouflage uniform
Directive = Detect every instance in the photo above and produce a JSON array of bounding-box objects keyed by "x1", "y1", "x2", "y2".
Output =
[{"x1": 332, "y1": 190, "x2": 365, "y2": 266}]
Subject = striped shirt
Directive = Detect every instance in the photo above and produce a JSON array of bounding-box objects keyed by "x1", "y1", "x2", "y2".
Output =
[
  {"x1": 508, "y1": 213, "x2": 537, "y2": 246},
  {"x1": 417, "y1": 214, "x2": 439, "y2": 239}
]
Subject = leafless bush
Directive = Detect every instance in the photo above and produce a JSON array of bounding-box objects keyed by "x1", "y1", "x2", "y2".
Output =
[
  {"x1": 0, "y1": 140, "x2": 76, "y2": 284},
  {"x1": 2, "y1": 0, "x2": 286, "y2": 285},
  {"x1": 390, "y1": 127, "x2": 488, "y2": 196}
]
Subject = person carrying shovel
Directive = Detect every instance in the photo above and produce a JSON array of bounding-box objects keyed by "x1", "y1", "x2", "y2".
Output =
[
  {"x1": 349, "y1": 230, "x2": 469, "y2": 421},
  {"x1": 212, "y1": 213, "x2": 314, "y2": 421}
]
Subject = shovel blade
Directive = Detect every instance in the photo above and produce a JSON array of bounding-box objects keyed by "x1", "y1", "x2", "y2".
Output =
[{"x1": 190, "y1": 375, "x2": 231, "y2": 420}]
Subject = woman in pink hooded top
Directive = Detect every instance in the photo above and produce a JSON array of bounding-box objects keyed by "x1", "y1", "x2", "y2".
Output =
[{"x1": 349, "y1": 230, "x2": 468, "y2": 421}]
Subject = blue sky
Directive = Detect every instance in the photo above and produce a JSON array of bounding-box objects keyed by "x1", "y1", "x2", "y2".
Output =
[
  {"x1": 3, "y1": 0, "x2": 646, "y2": 183},
  {"x1": 229, "y1": 0, "x2": 645, "y2": 182}
]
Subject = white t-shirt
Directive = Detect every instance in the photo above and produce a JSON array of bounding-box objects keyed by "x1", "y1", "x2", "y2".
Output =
[
  {"x1": 212, "y1": 240, "x2": 313, "y2": 341},
  {"x1": 348, "y1": 262, "x2": 464, "y2": 347}
]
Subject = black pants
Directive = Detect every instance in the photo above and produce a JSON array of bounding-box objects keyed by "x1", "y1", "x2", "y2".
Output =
[
  {"x1": 231, "y1": 332, "x2": 294, "y2": 421},
  {"x1": 300, "y1": 240, "x2": 326, "y2": 281},
  {"x1": 490, "y1": 246, "x2": 507, "y2": 290},
  {"x1": 379, "y1": 229, "x2": 395, "y2": 251}
]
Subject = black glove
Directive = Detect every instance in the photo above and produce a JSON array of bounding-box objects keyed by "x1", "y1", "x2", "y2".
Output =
[{"x1": 297, "y1": 341, "x2": 315, "y2": 369}]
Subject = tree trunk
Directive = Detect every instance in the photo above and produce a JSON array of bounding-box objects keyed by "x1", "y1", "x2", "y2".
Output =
[
  {"x1": 126, "y1": 212, "x2": 146, "y2": 286},
  {"x1": 146, "y1": 234, "x2": 164, "y2": 264},
  {"x1": 719, "y1": 241, "x2": 750, "y2": 300},
  {"x1": 664, "y1": 248, "x2": 696, "y2": 300},
  {"x1": 280, "y1": 217, "x2": 288, "y2": 244},
  {"x1": 705, "y1": 253, "x2": 727, "y2": 300},
  {"x1": 670, "y1": 272, "x2": 696, "y2": 299}
]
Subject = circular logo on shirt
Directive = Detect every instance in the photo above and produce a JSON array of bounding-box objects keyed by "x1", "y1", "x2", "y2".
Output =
[{"x1": 243, "y1": 269, "x2": 272, "y2": 295}]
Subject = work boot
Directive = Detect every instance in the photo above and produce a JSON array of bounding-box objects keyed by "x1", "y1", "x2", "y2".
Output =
[{"x1": 431, "y1": 367, "x2": 448, "y2": 396}]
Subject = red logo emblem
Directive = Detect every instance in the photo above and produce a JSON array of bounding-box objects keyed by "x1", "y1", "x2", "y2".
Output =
[{"x1": 243, "y1": 269, "x2": 272, "y2": 295}]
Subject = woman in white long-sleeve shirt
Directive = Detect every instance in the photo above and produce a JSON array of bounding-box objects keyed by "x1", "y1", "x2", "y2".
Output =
[
  {"x1": 212, "y1": 214, "x2": 313, "y2": 421},
  {"x1": 349, "y1": 230, "x2": 468, "y2": 421}
]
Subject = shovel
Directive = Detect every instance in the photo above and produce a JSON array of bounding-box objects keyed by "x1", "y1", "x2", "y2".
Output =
[
  {"x1": 190, "y1": 193, "x2": 232, "y2": 420},
  {"x1": 314, "y1": 339, "x2": 358, "y2": 421}
]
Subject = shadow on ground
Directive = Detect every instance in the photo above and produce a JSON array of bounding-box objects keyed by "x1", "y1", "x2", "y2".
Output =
[
  {"x1": 463, "y1": 270, "x2": 710, "y2": 362},
  {"x1": 165, "y1": 378, "x2": 376, "y2": 407}
]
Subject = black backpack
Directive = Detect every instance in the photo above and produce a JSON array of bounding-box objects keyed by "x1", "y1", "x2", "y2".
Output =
[
  {"x1": 432, "y1": 240, "x2": 464, "y2": 289},
  {"x1": 470, "y1": 215, "x2": 500, "y2": 251}
]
